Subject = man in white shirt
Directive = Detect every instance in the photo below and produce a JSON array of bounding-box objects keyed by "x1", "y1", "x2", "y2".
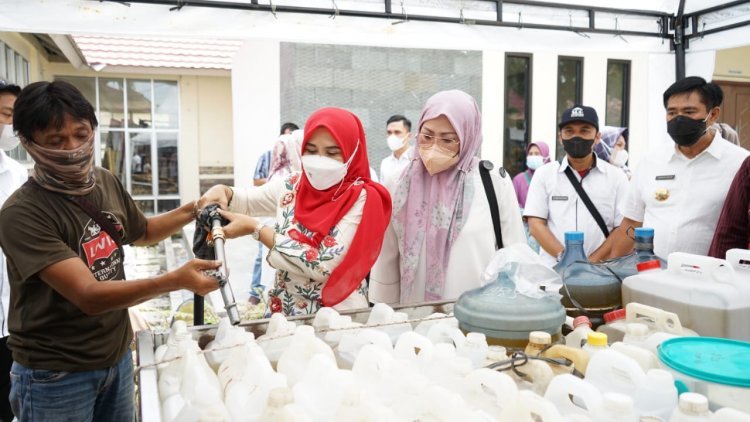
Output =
[
  {"x1": 592, "y1": 76, "x2": 750, "y2": 261},
  {"x1": 0, "y1": 80, "x2": 26, "y2": 422},
  {"x1": 524, "y1": 105, "x2": 629, "y2": 267},
  {"x1": 379, "y1": 114, "x2": 412, "y2": 186}
]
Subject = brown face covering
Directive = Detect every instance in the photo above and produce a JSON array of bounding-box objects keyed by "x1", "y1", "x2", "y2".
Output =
[{"x1": 22, "y1": 134, "x2": 96, "y2": 196}]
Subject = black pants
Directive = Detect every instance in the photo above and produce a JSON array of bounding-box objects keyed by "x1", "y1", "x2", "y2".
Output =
[{"x1": 0, "y1": 337, "x2": 12, "y2": 422}]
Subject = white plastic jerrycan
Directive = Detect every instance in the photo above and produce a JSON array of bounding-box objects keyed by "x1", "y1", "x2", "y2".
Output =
[
  {"x1": 590, "y1": 393, "x2": 638, "y2": 422},
  {"x1": 277, "y1": 325, "x2": 337, "y2": 386},
  {"x1": 258, "y1": 387, "x2": 311, "y2": 422},
  {"x1": 585, "y1": 348, "x2": 646, "y2": 398},
  {"x1": 414, "y1": 312, "x2": 459, "y2": 337},
  {"x1": 625, "y1": 303, "x2": 699, "y2": 337},
  {"x1": 544, "y1": 373, "x2": 603, "y2": 419},
  {"x1": 462, "y1": 368, "x2": 519, "y2": 417},
  {"x1": 393, "y1": 331, "x2": 435, "y2": 361},
  {"x1": 335, "y1": 328, "x2": 392, "y2": 370},
  {"x1": 633, "y1": 368, "x2": 678, "y2": 421},
  {"x1": 457, "y1": 332, "x2": 490, "y2": 369},
  {"x1": 258, "y1": 312, "x2": 297, "y2": 364}
]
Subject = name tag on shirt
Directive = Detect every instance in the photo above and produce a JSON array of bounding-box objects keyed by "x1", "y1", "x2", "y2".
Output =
[
  {"x1": 551, "y1": 196, "x2": 569, "y2": 201},
  {"x1": 655, "y1": 175, "x2": 676, "y2": 180}
]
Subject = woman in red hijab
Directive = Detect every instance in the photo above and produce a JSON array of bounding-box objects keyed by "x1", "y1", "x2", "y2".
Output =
[{"x1": 197, "y1": 108, "x2": 391, "y2": 315}]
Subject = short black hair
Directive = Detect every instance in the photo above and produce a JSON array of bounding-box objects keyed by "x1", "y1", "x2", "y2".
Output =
[
  {"x1": 0, "y1": 80, "x2": 21, "y2": 97},
  {"x1": 662, "y1": 76, "x2": 723, "y2": 112},
  {"x1": 13, "y1": 80, "x2": 98, "y2": 143},
  {"x1": 387, "y1": 114, "x2": 411, "y2": 132},
  {"x1": 280, "y1": 122, "x2": 299, "y2": 135}
]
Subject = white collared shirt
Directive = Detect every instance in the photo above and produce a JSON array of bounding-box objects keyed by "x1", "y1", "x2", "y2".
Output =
[
  {"x1": 379, "y1": 148, "x2": 412, "y2": 188},
  {"x1": 524, "y1": 155, "x2": 629, "y2": 266},
  {"x1": 623, "y1": 131, "x2": 749, "y2": 258},
  {"x1": 0, "y1": 151, "x2": 28, "y2": 337}
]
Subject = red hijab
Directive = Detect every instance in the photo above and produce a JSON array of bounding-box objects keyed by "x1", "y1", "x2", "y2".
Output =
[{"x1": 295, "y1": 107, "x2": 392, "y2": 307}]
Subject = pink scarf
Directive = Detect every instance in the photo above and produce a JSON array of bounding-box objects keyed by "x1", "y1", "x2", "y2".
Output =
[{"x1": 391, "y1": 90, "x2": 483, "y2": 301}]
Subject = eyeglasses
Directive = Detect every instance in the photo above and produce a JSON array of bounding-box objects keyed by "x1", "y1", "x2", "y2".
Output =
[{"x1": 417, "y1": 132, "x2": 460, "y2": 149}]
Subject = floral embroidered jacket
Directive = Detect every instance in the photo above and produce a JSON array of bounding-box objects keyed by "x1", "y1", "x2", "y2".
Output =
[{"x1": 229, "y1": 172, "x2": 369, "y2": 316}]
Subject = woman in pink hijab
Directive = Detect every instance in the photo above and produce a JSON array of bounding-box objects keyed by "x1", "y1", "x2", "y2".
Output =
[
  {"x1": 512, "y1": 141, "x2": 551, "y2": 209},
  {"x1": 370, "y1": 90, "x2": 526, "y2": 304}
]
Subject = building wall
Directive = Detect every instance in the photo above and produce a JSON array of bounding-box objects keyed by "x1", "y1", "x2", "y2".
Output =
[
  {"x1": 714, "y1": 45, "x2": 750, "y2": 83},
  {"x1": 0, "y1": 32, "x2": 48, "y2": 83}
]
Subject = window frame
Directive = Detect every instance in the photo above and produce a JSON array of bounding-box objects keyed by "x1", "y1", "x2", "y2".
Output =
[
  {"x1": 606, "y1": 59, "x2": 631, "y2": 128},
  {"x1": 503, "y1": 52, "x2": 533, "y2": 178}
]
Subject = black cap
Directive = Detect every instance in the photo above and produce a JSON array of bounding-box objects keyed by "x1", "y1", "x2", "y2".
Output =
[{"x1": 559, "y1": 105, "x2": 599, "y2": 131}]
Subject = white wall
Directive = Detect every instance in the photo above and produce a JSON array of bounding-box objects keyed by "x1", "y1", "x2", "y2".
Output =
[
  {"x1": 231, "y1": 40, "x2": 281, "y2": 189},
  {"x1": 480, "y1": 51, "x2": 504, "y2": 165}
]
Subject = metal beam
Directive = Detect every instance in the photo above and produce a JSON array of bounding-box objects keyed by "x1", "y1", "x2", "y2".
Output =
[{"x1": 673, "y1": 0, "x2": 687, "y2": 81}]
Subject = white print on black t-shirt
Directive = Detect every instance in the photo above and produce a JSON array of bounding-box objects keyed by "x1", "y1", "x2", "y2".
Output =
[{"x1": 78, "y1": 212, "x2": 124, "y2": 281}]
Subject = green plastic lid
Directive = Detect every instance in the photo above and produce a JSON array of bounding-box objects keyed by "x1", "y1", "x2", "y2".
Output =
[{"x1": 658, "y1": 337, "x2": 750, "y2": 388}]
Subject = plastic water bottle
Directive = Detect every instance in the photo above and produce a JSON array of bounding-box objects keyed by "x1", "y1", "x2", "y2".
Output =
[
  {"x1": 554, "y1": 231, "x2": 588, "y2": 274},
  {"x1": 669, "y1": 393, "x2": 713, "y2": 421},
  {"x1": 582, "y1": 332, "x2": 608, "y2": 357},
  {"x1": 566, "y1": 316, "x2": 594, "y2": 348}
]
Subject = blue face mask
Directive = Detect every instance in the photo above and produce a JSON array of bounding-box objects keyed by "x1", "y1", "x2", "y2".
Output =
[{"x1": 526, "y1": 155, "x2": 544, "y2": 170}]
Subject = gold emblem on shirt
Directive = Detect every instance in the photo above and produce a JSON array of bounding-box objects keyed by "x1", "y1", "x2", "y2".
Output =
[{"x1": 654, "y1": 188, "x2": 670, "y2": 201}]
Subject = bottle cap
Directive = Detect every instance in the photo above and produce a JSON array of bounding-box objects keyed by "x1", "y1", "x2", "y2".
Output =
[
  {"x1": 634, "y1": 227, "x2": 655, "y2": 238},
  {"x1": 587, "y1": 332, "x2": 608, "y2": 347},
  {"x1": 679, "y1": 392, "x2": 709, "y2": 414},
  {"x1": 564, "y1": 231, "x2": 584, "y2": 242},
  {"x1": 625, "y1": 322, "x2": 649, "y2": 337},
  {"x1": 466, "y1": 332, "x2": 487, "y2": 344},
  {"x1": 528, "y1": 331, "x2": 552, "y2": 345},
  {"x1": 603, "y1": 308, "x2": 626, "y2": 324},
  {"x1": 637, "y1": 260, "x2": 662, "y2": 272},
  {"x1": 573, "y1": 315, "x2": 592, "y2": 329}
]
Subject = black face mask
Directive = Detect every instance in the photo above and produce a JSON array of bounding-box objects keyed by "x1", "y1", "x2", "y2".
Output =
[
  {"x1": 563, "y1": 136, "x2": 595, "y2": 159},
  {"x1": 667, "y1": 115, "x2": 709, "y2": 147}
]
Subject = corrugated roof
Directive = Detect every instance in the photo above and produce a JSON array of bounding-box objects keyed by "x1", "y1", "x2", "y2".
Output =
[{"x1": 72, "y1": 35, "x2": 243, "y2": 70}]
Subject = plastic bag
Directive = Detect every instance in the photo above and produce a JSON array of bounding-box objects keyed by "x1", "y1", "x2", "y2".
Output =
[{"x1": 481, "y1": 243, "x2": 563, "y2": 299}]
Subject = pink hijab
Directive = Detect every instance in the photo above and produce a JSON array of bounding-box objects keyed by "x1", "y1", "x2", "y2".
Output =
[{"x1": 391, "y1": 90, "x2": 483, "y2": 301}]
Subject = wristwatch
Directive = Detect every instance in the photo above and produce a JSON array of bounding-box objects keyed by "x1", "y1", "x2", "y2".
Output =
[{"x1": 251, "y1": 223, "x2": 265, "y2": 241}]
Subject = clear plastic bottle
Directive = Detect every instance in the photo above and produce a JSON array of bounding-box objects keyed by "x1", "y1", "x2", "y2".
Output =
[
  {"x1": 582, "y1": 332, "x2": 608, "y2": 357},
  {"x1": 566, "y1": 316, "x2": 594, "y2": 348},
  {"x1": 597, "y1": 308, "x2": 627, "y2": 343},
  {"x1": 669, "y1": 393, "x2": 713, "y2": 421}
]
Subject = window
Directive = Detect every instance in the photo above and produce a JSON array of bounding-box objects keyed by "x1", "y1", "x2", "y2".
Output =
[
  {"x1": 56, "y1": 76, "x2": 180, "y2": 215},
  {"x1": 504, "y1": 54, "x2": 532, "y2": 178},
  {"x1": 0, "y1": 42, "x2": 30, "y2": 162},
  {"x1": 556, "y1": 57, "x2": 583, "y2": 160},
  {"x1": 606, "y1": 60, "x2": 630, "y2": 128}
]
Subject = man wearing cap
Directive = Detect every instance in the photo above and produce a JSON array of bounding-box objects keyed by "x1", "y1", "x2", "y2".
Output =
[
  {"x1": 591, "y1": 76, "x2": 749, "y2": 261},
  {"x1": 524, "y1": 105, "x2": 629, "y2": 267}
]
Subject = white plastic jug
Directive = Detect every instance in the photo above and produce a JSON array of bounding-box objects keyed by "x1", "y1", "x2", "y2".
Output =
[
  {"x1": 590, "y1": 393, "x2": 638, "y2": 422},
  {"x1": 323, "y1": 315, "x2": 364, "y2": 347},
  {"x1": 457, "y1": 332, "x2": 489, "y2": 369},
  {"x1": 426, "y1": 323, "x2": 466, "y2": 348},
  {"x1": 623, "y1": 322, "x2": 677, "y2": 354},
  {"x1": 293, "y1": 356, "x2": 357, "y2": 421},
  {"x1": 258, "y1": 387, "x2": 311, "y2": 422},
  {"x1": 633, "y1": 369, "x2": 678, "y2": 421},
  {"x1": 258, "y1": 313, "x2": 297, "y2": 364},
  {"x1": 204, "y1": 317, "x2": 255, "y2": 371},
  {"x1": 414, "y1": 312, "x2": 459, "y2": 337},
  {"x1": 669, "y1": 392, "x2": 713, "y2": 421},
  {"x1": 622, "y1": 250, "x2": 750, "y2": 340},
  {"x1": 544, "y1": 374, "x2": 603, "y2": 418},
  {"x1": 581, "y1": 332, "x2": 608, "y2": 357},
  {"x1": 710, "y1": 407, "x2": 750, "y2": 421},
  {"x1": 585, "y1": 349, "x2": 646, "y2": 398},
  {"x1": 609, "y1": 342, "x2": 660, "y2": 372},
  {"x1": 335, "y1": 328, "x2": 392, "y2": 370},
  {"x1": 462, "y1": 368, "x2": 519, "y2": 417},
  {"x1": 277, "y1": 325, "x2": 337, "y2": 386},
  {"x1": 625, "y1": 303, "x2": 698, "y2": 336},
  {"x1": 516, "y1": 389, "x2": 564, "y2": 421},
  {"x1": 393, "y1": 331, "x2": 435, "y2": 361}
]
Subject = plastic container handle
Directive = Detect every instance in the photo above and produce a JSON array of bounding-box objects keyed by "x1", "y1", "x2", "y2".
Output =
[
  {"x1": 465, "y1": 369, "x2": 518, "y2": 406},
  {"x1": 725, "y1": 249, "x2": 750, "y2": 273},
  {"x1": 667, "y1": 252, "x2": 736, "y2": 285},
  {"x1": 625, "y1": 303, "x2": 685, "y2": 335}
]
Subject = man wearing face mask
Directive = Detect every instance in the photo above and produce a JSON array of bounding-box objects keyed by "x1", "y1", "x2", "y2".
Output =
[
  {"x1": 0, "y1": 81, "x2": 222, "y2": 421},
  {"x1": 524, "y1": 105, "x2": 629, "y2": 267},
  {"x1": 0, "y1": 80, "x2": 25, "y2": 422},
  {"x1": 379, "y1": 114, "x2": 412, "y2": 187},
  {"x1": 592, "y1": 77, "x2": 749, "y2": 262}
]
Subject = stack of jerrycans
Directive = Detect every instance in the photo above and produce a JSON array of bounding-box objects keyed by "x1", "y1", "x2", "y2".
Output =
[{"x1": 622, "y1": 249, "x2": 750, "y2": 340}]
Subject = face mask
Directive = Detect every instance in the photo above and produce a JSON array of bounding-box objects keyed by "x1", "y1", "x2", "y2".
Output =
[
  {"x1": 0, "y1": 124, "x2": 20, "y2": 151},
  {"x1": 419, "y1": 146, "x2": 459, "y2": 176},
  {"x1": 23, "y1": 133, "x2": 96, "y2": 195},
  {"x1": 526, "y1": 155, "x2": 544, "y2": 170},
  {"x1": 387, "y1": 134, "x2": 406, "y2": 152},
  {"x1": 301, "y1": 141, "x2": 358, "y2": 191},
  {"x1": 667, "y1": 115, "x2": 709, "y2": 147},
  {"x1": 563, "y1": 136, "x2": 595, "y2": 159},
  {"x1": 610, "y1": 149, "x2": 629, "y2": 167}
]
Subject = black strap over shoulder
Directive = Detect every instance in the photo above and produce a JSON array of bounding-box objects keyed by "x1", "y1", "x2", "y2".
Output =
[
  {"x1": 478, "y1": 160, "x2": 504, "y2": 250},
  {"x1": 25, "y1": 179, "x2": 124, "y2": 250},
  {"x1": 563, "y1": 166, "x2": 609, "y2": 238}
]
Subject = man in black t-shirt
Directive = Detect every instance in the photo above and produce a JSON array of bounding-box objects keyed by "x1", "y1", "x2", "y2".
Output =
[{"x1": 0, "y1": 80, "x2": 221, "y2": 421}]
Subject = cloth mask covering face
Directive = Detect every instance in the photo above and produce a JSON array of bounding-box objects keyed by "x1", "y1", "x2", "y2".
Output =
[
  {"x1": 610, "y1": 149, "x2": 629, "y2": 167},
  {"x1": 563, "y1": 136, "x2": 595, "y2": 159},
  {"x1": 0, "y1": 124, "x2": 20, "y2": 151},
  {"x1": 667, "y1": 115, "x2": 709, "y2": 147},
  {"x1": 301, "y1": 141, "x2": 358, "y2": 191},
  {"x1": 387, "y1": 134, "x2": 406, "y2": 152},
  {"x1": 526, "y1": 155, "x2": 544, "y2": 170},
  {"x1": 419, "y1": 145, "x2": 459, "y2": 176}
]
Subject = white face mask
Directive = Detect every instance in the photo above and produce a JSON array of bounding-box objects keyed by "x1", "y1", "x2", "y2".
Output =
[
  {"x1": 387, "y1": 134, "x2": 406, "y2": 152},
  {"x1": 0, "y1": 124, "x2": 20, "y2": 151},
  {"x1": 610, "y1": 149, "x2": 629, "y2": 167},
  {"x1": 301, "y1": 141, "x2": 358, "y2": 191},
  {"x1": 526, "y1": 155, "x2": 544, "y2": 170}
]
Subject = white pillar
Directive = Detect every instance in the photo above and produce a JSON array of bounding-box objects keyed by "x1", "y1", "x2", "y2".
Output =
[{"x1": 481, "y1": 50, "x2": 504, "y2": 166}]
